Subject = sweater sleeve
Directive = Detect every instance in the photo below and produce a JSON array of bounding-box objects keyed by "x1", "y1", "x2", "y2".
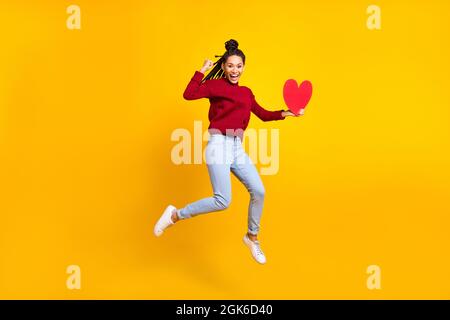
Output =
[
  {"x1": 250, "y1": 92, "x2": 286, "y2": 122},
  {"x1": 183, "y1": 71, "x2": 211, "y2": 100}
]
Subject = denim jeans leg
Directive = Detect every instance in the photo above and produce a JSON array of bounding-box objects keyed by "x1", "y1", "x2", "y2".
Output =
[
  {"x1": 230, "y1": 141, "x2": 265, "y2": 235},
  {"x1": 177, "y1": 135, "x2": 233, "y2": 219}
]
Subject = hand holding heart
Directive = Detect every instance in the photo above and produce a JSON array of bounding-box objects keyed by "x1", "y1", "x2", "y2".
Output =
[
  {"x1": 283, "y1": 79, "x2": 313, "y2": 116},
  {"x1": 282, "y1": 109, "x2": 304, "y2": 117}
]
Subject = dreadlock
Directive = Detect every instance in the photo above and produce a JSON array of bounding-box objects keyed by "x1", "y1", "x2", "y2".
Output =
[{"x1": 201, "y1": 39, "x2": 246, "y2": 84}]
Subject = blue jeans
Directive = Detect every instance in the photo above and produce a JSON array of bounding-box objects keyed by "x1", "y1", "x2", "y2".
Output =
[{"x1": 177, "y1": 134, "x2": 266, "y2": 235}]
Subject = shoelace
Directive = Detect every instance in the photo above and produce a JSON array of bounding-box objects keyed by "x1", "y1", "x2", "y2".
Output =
[{"x1": 253, "y1": 241, "x2": 264, "y2": 256}]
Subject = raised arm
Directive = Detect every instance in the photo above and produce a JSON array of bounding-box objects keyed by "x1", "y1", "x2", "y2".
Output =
[{"x1": 183, "y1": 59, "x2": 214, "y2": 100}]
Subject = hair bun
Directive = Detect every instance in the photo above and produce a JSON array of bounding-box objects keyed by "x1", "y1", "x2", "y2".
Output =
[{"x1": 225, "y1": 39, "x2": 239, "y2": 51}]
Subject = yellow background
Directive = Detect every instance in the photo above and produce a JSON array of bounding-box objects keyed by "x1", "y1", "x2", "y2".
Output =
[{"x1": 1, "y1": 0, "x2": 449, "y2": 299}]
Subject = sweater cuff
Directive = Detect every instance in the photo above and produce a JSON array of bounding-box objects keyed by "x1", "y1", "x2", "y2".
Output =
[
  {"x1": 193, "y1": 71, "x2": 204, "y2": 82},
  {"x1": 277, "y1": 110, "x2": 286, "y2": 120}
]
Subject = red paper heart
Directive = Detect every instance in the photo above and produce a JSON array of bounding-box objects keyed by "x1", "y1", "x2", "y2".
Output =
[{"x1": 283, "y1": 79, "x2": 313, "y2": 115}]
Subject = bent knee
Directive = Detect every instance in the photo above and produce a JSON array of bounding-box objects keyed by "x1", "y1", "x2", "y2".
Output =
[
  {"x1": 252, "y1": 186, "x2": 265, "y2": 200},
  {"x1": 214, "y1": 194, "x2": 231, "y2": 210}
]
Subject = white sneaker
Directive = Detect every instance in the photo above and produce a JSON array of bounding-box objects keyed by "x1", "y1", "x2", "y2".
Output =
[
  {"x1": 154, "y1": 205, "x2": 176, "y2": 237},
  {"x1": 243, "y1": 234, "x2": 266, "y2": 264}
]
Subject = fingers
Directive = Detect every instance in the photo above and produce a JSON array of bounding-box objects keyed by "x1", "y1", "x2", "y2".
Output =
[
  {"x1": 203, "y1": 59, "x2": 213, "y2": 70},
  {"x1": 291, "y1": 110, "x2": 304, "y2": 117}
]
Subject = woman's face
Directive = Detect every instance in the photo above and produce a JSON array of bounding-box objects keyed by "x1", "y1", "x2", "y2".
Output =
[{"x1": 222, "y1": 55, "x2": 244, "y2": 84}]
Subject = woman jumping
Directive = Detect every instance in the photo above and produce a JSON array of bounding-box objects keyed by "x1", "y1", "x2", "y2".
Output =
[{"x1": 154, "y1": 39, "x2": 302, "y2": 264}]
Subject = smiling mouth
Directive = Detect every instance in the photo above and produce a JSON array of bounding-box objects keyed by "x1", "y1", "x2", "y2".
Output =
[{"x1": 230, "y1": 74, "x2": 239, "y2": 80}]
